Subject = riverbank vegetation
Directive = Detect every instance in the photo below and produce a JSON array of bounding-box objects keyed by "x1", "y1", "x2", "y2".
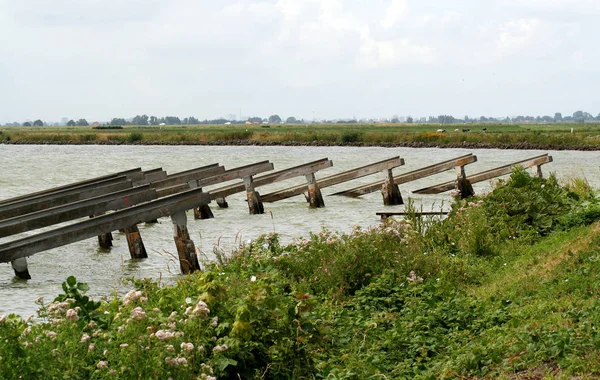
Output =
[
  {"x1": 2, "y1": 123, "x2": 600, "y2": 149},
  {"x1": 2, "y1": 169, "x2": 600, "y2": 378}
]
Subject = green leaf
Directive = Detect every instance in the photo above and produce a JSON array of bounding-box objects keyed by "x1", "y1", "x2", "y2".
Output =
[
  {"x1": 213, "y1": 356, "x2": 238, "y2": 372},
  {"x1": 77, "y1": 282, "x2": 89, "y2": 292},
  {"x1": 66, "y1": 276, "x2": 77, "y2": 287}
]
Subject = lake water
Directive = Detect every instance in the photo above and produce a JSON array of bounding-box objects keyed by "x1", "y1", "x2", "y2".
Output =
[{"x1": 0, "y1": 144, "x2": 598, "y2": 317}]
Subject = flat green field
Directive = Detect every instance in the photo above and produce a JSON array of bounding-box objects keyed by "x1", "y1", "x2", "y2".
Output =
[{"x1": 2, "y1": 123, "x2": 600, "y2": 148}]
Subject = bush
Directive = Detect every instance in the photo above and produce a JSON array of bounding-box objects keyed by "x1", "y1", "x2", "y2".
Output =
[
  {"x1": 127, "y1": 132, "x2": 143, "y2": 143},
  {"x1": 340, "y1": 130, "x2": 363, "y2": 143}
]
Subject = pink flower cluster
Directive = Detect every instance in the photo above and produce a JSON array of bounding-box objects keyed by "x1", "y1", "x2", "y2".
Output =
[
  {"x1": 123, "y1": 290, "x2": 147, "y2": 305},
  {"x1": 131, "y1": 307, "x2": 146, "y2": 321}
]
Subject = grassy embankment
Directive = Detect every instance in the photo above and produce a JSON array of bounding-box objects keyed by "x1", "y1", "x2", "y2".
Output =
[
  {"x1": 2, "y1": 169, "x2": 600, "y2": 378},
  {"x1": 2, "y1": 123, "x2": 600, "y2": 148}
]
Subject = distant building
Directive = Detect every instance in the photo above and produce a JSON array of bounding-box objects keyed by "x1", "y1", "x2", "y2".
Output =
[{"x1": 92, "y1": 122, "x2": 100, "y2": 127}]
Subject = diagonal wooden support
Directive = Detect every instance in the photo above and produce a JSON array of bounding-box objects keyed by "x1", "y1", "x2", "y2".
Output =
[
  {"x1": 171, "y1": 211, "x2": 200, "y2": 274},
  {"x1": 11, "y1": 258, "x2": 31, "y2": 280},
  {"x1": 244, "y1": 176, "x2": 264, "y2": 214},
  {"x1": 123, "y1": 224, "x2": 147, "y2": 259},
  {"x1": 455, "y1": 165, "x2": 474, "y2": 199},
  {"x1": 305, "y1": 173, "x2": 325, "y2": 208},
  {"x1": 382, "y1": 168, "x2": 403, "y2": 205},
  {"x1": 187, "y1": 183, "x2": 214, "y2": 220}
]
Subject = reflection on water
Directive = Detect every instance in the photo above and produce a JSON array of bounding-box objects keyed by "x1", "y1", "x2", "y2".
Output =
[{"x1": 1, "y1": 144, "x2": 598, "y2": 316}]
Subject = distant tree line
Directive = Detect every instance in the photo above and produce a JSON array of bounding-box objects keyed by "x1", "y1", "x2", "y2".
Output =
[{"x1": 6, "y1": 110, "x2": 600, "y2": 127}]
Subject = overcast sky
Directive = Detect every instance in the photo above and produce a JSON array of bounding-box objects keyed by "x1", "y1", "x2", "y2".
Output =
[{"x1": 1, "y1": 0, "x2": 598, "y2": 122}]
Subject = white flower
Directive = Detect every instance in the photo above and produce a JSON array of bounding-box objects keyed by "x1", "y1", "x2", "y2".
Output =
[
  {"x1": 181, "y1": 342, "x2": 194, "y2": 351},
  {"x1": 131, "y1": 307, "x2": 146, "y2": 321},
  {"x1": 97, "y1": 361, "x2": 108, "y2": 369},
  {"x1": 80, "y1": 334, "x2": 91, "y2": 343},
  {"x1": 250, "y1": 276, "x2": 256, "y2": 282}
]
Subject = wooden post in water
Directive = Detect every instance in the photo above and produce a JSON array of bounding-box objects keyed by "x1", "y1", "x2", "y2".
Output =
[
  {"x1": 123, "y1": 224, "x2": 147, "y2": 259},
  {"x1": 455, "y1": 165, "x2": 474, "y2": 199},
  {"x1": 533, "y1": 165, "x2": 543, "y2": 178},
  {"x1": 188, "y1": 184, "x2": 214, "y2": 220},
  {"x1": 243, "y1": 176, "x2": 264, "y2": 215},
  {"x1": 305, "y1": 173, "x2": 325, "y2": 208},
  {"x1": 11, "y1": 258, "x2": 31, "y2": 280},
  {"x1": 216, "y1": 197, "x2": 229, "y2": 208},
  {"x1": 170, "y1": 211, "x2": 200, "y2": 274},
  {"x1": 381, "y1": 168, "x2": 403, "y2": 205},
  {"x1": 91, "y1": 214, "x2": 113, "y2": 249}
]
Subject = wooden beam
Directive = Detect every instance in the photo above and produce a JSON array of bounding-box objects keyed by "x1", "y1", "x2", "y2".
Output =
[
  {"x1": 333, "y1": 154, "x2": 476, "y2": 198},
  {"x1": 0, "y1": 188, "x2": 211, "y2": 264},
  {"x1": 413, "y1": 154, "x2": 552, "y2": 195},
  {"x1": 171, "y1": 211, "x2": 200, "y2": 273},
  {"x1": 0, "y1": 178, "x2": 134, "y2": 221},
  {"x1": 0, "y1": 186, "x2": 157, "y2": 238},
  {"x1": 261, "y1": 157, "x2": 404, "y2": 203},
  {"x1": 194, "y1": 161, "x2": 274, "y2": 188},
  {"x1": 0, "y1": 168, "x2": 142, "y2": 206},
  {"x1": 208, "y1": 158, "x2": 333, "y2": 200},
  {"x1": 150, "y1": 165, "x2": 225, "y2": 189}
]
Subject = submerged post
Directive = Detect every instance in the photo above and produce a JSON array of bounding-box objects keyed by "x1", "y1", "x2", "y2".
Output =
[
  {"x1": 381, "y1": 168, "x2": 403, "y2": 205},
  {"x1": 170, "y1": 211, "x2": 200, "y2": 274},
  {"x1": 188, "y1": 184, "x2": 214, "y2": 220},
  {"x1": 123, "y1": 224, "x2": 148, "y2": 259},
  {"x1": 91, "y1": 214, "x2": 113, "y2": 249},
  {"x1": 11, "y1": 258, "x2": 31, "y2": 280},
  {"x1": 455, "y1": 165, "x2": 474, "y2": 199},
  {"x1": 216, "y1": 197, "x2": 229, "y2": 208},
  {"x1": 533, "y1": 165, "x2": 543, "y2": 178},
  {"x1": 305, "y1": 173, "x2": 325, "y2": 208},
  {"x1": 243, "y1": 176, "x2": 264, "y2": 215}
]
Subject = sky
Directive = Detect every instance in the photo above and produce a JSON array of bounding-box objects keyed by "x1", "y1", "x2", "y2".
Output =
[{"x1": 1, "y1": 0, "x2": 598, "y2": 123}]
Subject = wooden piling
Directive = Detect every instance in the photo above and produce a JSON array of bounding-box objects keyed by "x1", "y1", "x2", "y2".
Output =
[
  {"x1": 533, "y1": 165, "x2": 543, "y2": 178},
  {"x1": 123, "y1": 224, "x2": 147, "y2": 259},
  {"x1": 170, "y1": 211, "x2": 200, "y2": 274},
  {"x1": 91, "y1": 214, "x2": 113, "y2": 249},
  {"x1": 11, "y1": 258, "x2": 31, "y2": 280},
  {"x1": 455, "y1": 166, "x2": 474, "y2": 199},
  {"x1": 305, "y1": 173, "x2": 325, "y2": 208},
  {"x1": 381, "y1": 169, "x2": 403, "y2": 205},
  {"x1": 194, "y1": 204, "x2": 214, "y2": 220},
  {"x1": 97, "y1": 232, "x2": 113, "y2": 249},
  {"x1": 216, "y1": 197, "x2": 229, "y2": 208},
  {"x1": 243, "y1": 176, "x2": 264, "y2": 215}
]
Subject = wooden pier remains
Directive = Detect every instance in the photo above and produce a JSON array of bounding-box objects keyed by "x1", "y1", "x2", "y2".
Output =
[
  {"x1": 412, "y1": 154, "x2": 552, "y2": 195},
  {"x1": 207, "y1": 158, "x2": 334, "y2": 211},
  {"x1": 0, "y1": 189, "x2": 211, "y2": 276},
  {"x1": 260, "y1": 157, "x2": 405, "y2": 205},
  {"x1": 333, "y1": 154, "x2": 477, "y2": 200},
  {"x1": 0, "y1": 153, "x2": 557, "y2": 280}
]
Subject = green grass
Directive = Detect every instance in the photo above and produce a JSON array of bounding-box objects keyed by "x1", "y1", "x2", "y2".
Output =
[
  {"x1": 2, "y1": 170, "x2": 600, "y2": 378},
  {"x1": 2, "y1": 123, "x2": 600, "y2": 147}
]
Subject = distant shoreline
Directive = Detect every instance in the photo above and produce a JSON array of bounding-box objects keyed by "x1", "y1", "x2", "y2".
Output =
[{"x1": 3, "y1": 139, "x2": 600, "y2": 151}]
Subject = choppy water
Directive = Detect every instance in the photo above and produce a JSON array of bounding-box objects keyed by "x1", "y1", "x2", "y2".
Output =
[{"x1": 0, "y1": 144, "x2": 598, "y2": 317}]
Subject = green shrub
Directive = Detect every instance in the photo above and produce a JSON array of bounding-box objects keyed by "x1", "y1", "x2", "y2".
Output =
[
  {"x1": 127, "y1": 132, "x2": 143, "y2": 143},
  {"x1": 340, "y1": 130, "x2": 363, "y2": 143}
]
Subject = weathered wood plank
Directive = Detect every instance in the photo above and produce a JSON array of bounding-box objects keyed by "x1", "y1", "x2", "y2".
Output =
[
  {"x1": 0, "y1": 178, "x2": 134, "y2": 221},
  {"x1": 194, "y1": 161, "x2": 274, "y2": 188},
  {"x1": 261, "y1": 157, "x2": 404, "y2": 202},
  {"x1": 171, "y1": 211, "x2": 200, "y2": 273},
  {"x1": 0, "y1": 186, "x2": 157, "y2": 238},
  {"x1": 150, "y1": 165, "x2": 225, "y2": 189},
  {"x1": 333, "y1": 154, "x2": 476, "y2": 197},
  {"x1": 0, "y1": 188, "x2": 211, "y2": 263},
  {"x1": 0, "y1": 168, "x2": 142, "y2": 206},
  {"x1": 412, "y1": 154, "x2": 552, "y2": 194},
  {"x1": 208, "y1": 158, "x2": 333, "y2": 200}
]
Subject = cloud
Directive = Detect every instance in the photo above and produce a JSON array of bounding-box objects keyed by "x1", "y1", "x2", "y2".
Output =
[{"x1": 381, "y1": 0, "x2": 408, "y2": 29}]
